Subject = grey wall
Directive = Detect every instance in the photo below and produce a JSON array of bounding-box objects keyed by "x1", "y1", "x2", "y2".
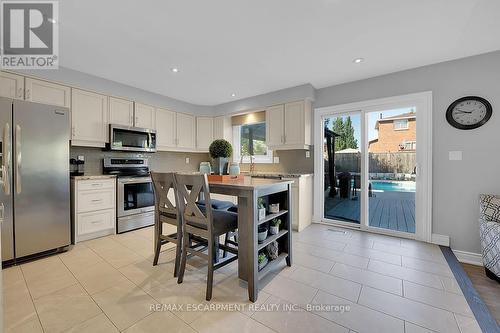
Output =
[
  {"x1": 315, "y1": 50, "x2": 500, "y2": 254},
  {"x1": 16, "y1": 67, "x2": 213, "y2": 115},
  {"x1": 213, "y1": 83, "x2": 315, "y2": 116}
]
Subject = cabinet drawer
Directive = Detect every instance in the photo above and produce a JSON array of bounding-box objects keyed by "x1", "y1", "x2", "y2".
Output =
[
  {"x1": 77, "y1": 189, "x2": 115, "y2": 212},
  {"x1": 78, "y1": 210, "x2": 114, "y2": 235},
  {"x1": 78, "y1": 179, "x2": 115, "y2": 191}
]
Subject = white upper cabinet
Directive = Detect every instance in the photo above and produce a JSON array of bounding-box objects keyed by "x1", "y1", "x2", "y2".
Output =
[
  {"x1": 266, "y1": 104, "x2": 285, "y2": 147},
  {"x1": 0, "y1": 72, "x2": 24, "y2": 99},
  {"x1": 71, "y1": 89, "x2": 108, "y2": 147},
  {"x1": 266, "y1": 100, "x2": 311, "y2": 150},
  {"x1": 196, "y1": 117, "x2": 213, "y2": 151},
  {"x1": 176, "y1": 113, "x2": 195, "y2": 150},
  {"x1": 25, "y1": 78, "x2": 71, "y2": 108},
  {"x1": 155, "y1": 107, "x2": 177, "y2": 149},
  {"x1": 284, "y1": 100, "x2": 307, "y2": 146},
  {"x1": 213, "y1": 115, "x2": 232, "y2": 142},
  {"x1": 134, "y1": 102, "x2": 155, "y2": 129},
  {"x1": 109, "y1": 97, "x2": 134, "y2": 127}
]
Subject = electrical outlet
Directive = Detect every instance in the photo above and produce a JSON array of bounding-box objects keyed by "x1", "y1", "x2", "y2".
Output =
[
  {"x1": 305, "y1": 151, "x2": 310, "y2": 158},
  {"x1": 449, "y1": 151, "x2": 462, "y2": 161},
  {"x1": 273, "y1": 156, "x2": 280, "y2": 164},
  {"x1": 185, "y1": 157, "x2": 190, "y2": 164}
]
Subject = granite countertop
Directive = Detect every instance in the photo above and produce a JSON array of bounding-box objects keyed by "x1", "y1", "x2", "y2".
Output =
[
  {"x1": 208, "y1": 177, "x2": 294, "y2": 190},
  {"x1": 242, "y1": 171, "x2": 313, "y2": 178},
  {"x1": 70, "y1": 174, "x2": 116, "y2": 180}
]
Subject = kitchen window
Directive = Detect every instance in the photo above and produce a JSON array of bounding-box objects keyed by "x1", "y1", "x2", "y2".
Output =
[
  {"x1": 393, "y1": 119, "x2": 409, "y2": 130},
  {"x1": 233, "y1": 122, "x2": 273, "y2": 163}
]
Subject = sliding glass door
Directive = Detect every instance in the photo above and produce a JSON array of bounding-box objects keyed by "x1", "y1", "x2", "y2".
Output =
[
  {"x1": 315, "y1": 93, "x2": 432, "y2": 241},
  {"x1": 323, "y1": 112, "x2": 362, "y2": 225},
  {"x1": 366, "y1": 108, "x2": 416, "y2": 234}
]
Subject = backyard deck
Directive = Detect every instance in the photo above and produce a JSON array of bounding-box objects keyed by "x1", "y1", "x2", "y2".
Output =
[{"x1": 324, "y1": 191, "x2": 415, "y2": 233}]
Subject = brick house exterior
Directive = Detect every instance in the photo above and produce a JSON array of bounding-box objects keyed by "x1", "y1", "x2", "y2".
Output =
[{"x1": 368, "y1": 112, "x2": 416, "y2": 153}]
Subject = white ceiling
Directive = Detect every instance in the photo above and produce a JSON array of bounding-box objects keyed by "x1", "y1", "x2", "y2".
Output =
[{"x1": 60, "y1": 0, "x2": 500, "y2": 106}]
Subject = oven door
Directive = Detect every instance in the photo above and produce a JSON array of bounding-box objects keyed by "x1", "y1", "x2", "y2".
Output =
[
  {"x1": 117, "y1": 177, "x2": 155, "y2": 217},
  {"x1": 110, "y1": 125, "x2": 157, "y2": 152}
]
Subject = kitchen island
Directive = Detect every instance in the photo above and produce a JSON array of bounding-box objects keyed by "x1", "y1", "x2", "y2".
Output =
[{"x1": 208, "y1": 177, "x2": 293, "y2": 302}]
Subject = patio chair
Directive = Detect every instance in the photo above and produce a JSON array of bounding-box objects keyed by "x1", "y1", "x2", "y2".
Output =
[{"x1": 479, "y1": 194, "x2": 500, "y2": 281}]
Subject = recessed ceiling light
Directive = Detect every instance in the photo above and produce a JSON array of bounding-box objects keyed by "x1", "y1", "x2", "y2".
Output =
[
  {"x1": 231, "y1": 93, "x2": 236, "y2": 97},
  {"x1": 48, "y1": 18, "x2": 57, "y2": 24},
  {"x1": 171, "y1": 67, "x2": 179, "y2": 73},
  {"x1": 353, "y1": 57, "x2": 364, "y2": 64}
]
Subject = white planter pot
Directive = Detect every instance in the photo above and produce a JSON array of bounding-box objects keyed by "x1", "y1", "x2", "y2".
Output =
[
  {"x1": 269, "y1": 225, "x2": 279, "y2": 235},
  {"x1": 258, "y1": 230, "x2": 268, "y2": 243},
  {"x1": 269, "y1": 203, "x2": 279, "y2": 214},
  {"x1": 258, "y1": 208, "x2": 266, "y2": 220}
]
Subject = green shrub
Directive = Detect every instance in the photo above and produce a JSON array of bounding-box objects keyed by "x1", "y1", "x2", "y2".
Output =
[{"x1": 209, "y1": 139, "x2": 233, "y2": 158}]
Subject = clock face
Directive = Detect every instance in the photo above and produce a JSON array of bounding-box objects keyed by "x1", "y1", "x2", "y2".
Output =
[{"x1": 446, "y1": 96, "x2": 492, "y2": 130}]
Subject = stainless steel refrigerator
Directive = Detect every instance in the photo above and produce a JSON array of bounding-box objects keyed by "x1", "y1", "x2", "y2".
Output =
[{"x1": 0, "y1": 97, "x2": 70, "y2": 263}]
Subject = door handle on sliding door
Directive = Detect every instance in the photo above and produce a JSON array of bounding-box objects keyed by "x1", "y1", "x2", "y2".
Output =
[
  {"x1": 2, "y1": 123, "x2": 11, "y2": 195},
  {"x1": 15, "y1": 124, "x2": 21, "y2": 194}
]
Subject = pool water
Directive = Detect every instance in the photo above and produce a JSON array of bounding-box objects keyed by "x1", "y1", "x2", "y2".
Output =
[{"x1": 370, "y1": 181, "x2": 416, "y2": 192}]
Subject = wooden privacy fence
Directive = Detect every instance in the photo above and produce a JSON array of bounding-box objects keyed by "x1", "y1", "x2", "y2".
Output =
[{"x1": 330, "y1": 152, "x2": 416, "y2": 174}]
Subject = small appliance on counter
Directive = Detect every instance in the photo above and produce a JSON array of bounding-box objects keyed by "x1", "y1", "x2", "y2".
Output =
[
  {"x1": 69, "y1": 155, "x2": 85, "y2": 176},
  {"x1": 103, "y1": 157, "x2": 154, "y2": 233}
]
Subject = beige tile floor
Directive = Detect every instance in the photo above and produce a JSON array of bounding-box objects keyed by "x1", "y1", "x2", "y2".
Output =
[{"x1": 2, "y1": 223, "x2": 482, "y2": 333}]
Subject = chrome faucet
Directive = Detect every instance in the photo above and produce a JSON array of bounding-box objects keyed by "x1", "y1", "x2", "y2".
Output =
[{"x1": 249, "y1": 155, "x2": 256, "y2": 174}]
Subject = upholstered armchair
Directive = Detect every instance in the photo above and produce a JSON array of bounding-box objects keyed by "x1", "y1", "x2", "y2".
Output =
[{"x1": 479, "y1": 194, "x2": 500, "y2": 281}]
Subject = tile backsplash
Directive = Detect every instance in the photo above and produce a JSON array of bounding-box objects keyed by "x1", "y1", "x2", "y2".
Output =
[
  {"x1": 70, "y1": 147, "x2": 313, "y2": 175},
  {"x1": 70, "y1": 147, "x2": 209, "y2": 175}
]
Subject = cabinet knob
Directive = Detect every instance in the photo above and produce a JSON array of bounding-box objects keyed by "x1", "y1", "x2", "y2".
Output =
[
  {"x1": 18, "y1": 88, "x2": 23, "y2": 98},
  {"x1": 26, "y1": 89, "x2": 30, "y2": 99}
]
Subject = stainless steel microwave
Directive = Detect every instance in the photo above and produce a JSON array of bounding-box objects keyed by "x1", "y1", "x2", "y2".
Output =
[{"x1": 109, "y1": 124, "x2": 157, "y2": 152}]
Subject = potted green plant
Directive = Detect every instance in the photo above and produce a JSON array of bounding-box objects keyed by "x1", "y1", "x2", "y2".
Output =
[
  {"x1": 269, "y1": 218, "x2": 281, "y2": 235},
  {"x1": 257, "y1": 197, "x2": 266, "y2": 220},
  {"x1": 258, "y1": 252, "x2": 268, "y2": 271},
  {"x1": 209, "y1": 139, "x2": 233, "y2": 175}
]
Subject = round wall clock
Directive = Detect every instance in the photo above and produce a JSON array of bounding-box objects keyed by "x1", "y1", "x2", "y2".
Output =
[{"x1": 446, "y1": 96, "x2": 492, "y2": 130}]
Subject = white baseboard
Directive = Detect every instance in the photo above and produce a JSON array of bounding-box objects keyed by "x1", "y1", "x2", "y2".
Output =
[
  {"x1": 452, "y1": 249, "x2": 483, "y2": 266},
  {"x1": 431, "y1": 234, "x2": 450, "y2": 247}
]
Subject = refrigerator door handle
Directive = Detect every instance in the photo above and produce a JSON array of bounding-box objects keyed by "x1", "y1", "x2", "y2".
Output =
[
  {"x1": 15, "y1": 124, "x2": 21, "y2": 194},
  {"x1": 2, "y1": 122, "x2": 11, "y2": 195}
]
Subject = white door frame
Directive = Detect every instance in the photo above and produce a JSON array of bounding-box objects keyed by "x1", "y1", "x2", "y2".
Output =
[{"x1": 313, "y1": 91, "x2": 433, "y2": 242}]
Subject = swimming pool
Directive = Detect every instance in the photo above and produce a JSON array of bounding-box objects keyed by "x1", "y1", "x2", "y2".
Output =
[{"x1": 370, "y1": 181, "x2": 416, "y2": 192}]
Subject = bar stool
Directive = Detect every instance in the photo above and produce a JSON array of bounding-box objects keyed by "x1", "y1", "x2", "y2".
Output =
[
  {"x1": 174, "y1": 173, "x2": 239, "y2": 301},
  {"x1": 151, "y1": 172, "x2": 182, "y2": 276}
]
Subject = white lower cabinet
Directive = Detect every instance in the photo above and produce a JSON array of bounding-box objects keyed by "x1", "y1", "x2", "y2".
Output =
[
  {"x1": 71, "y1": 177, "x2": 116, "y2": 243},
  {"x1": 283, "y1": 175, "x2": 313, "y2": 232}
]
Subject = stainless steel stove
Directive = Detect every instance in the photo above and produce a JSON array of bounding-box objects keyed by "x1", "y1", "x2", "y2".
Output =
[{"x1": 103, "y1": 157, "x2": 155, "y2": 233}]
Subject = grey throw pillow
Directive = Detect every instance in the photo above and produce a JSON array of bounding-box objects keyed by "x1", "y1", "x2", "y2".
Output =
[{"x1": 479, "y1": 194, "x2": 500, "y2": 222}]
